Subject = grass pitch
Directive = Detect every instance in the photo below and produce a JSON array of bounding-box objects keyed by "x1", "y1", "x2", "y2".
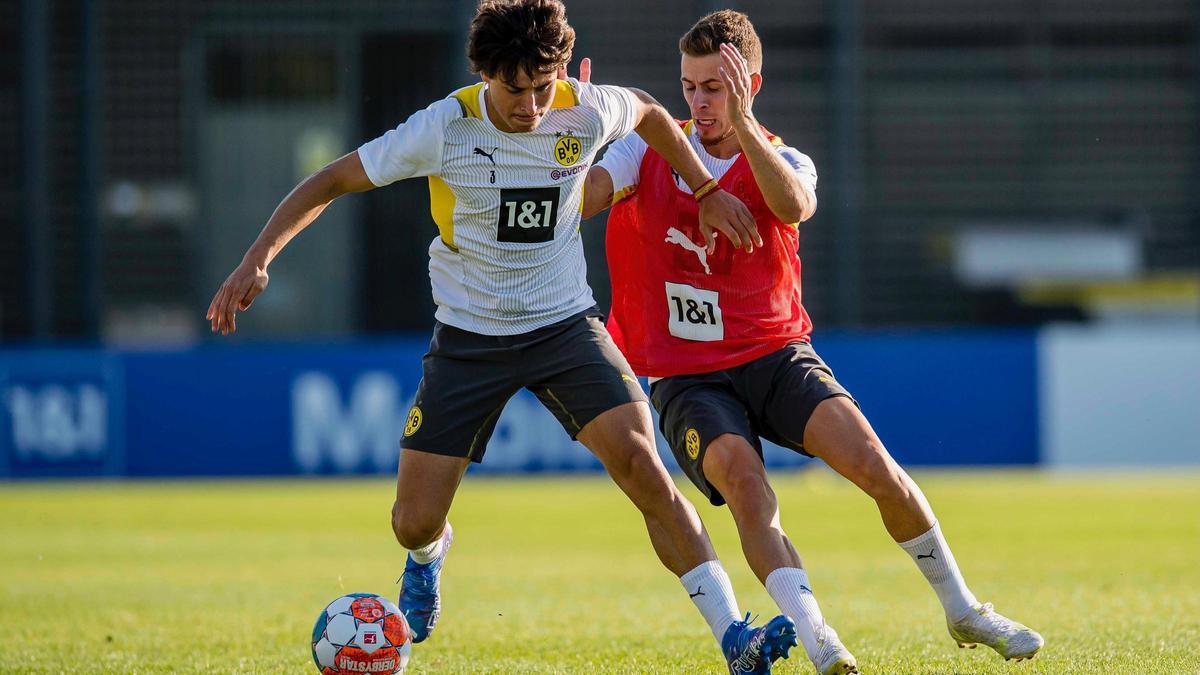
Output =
[{"x1": 1, "y1": 469, "x2": 1197, "y2": 673}]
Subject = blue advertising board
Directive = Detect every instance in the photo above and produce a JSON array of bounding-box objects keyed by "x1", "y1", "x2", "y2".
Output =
[
  {"x1": 814, "y1": 330, "x2": 1039, "y2": 466},
  {"x1": 0, "y1": 330, "x2": 1038, "y2": 479}
]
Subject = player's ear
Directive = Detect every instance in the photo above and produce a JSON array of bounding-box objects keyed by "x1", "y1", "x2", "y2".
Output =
[{"x1": 749, "y1": 72, "x2": 763, "y2": 97}]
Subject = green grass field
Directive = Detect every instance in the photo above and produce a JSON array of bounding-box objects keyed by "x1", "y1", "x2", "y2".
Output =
[{"x1": 2, "y1": 469, "x2": 1198, "y2": 673}]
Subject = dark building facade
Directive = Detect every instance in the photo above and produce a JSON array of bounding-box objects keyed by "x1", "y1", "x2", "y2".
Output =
[{"x1": 3, "y1": 0, "x2": 1198, "y2": 340}]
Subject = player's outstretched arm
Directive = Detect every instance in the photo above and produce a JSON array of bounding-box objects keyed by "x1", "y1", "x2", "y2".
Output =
[
  {"x1": 206, "y1": 151, "x2": 375, "y2": 335},
  {"x1": 717, "y1": 43, "x2": 814, "y2": 224},
  {"x1": 626, "y1": 88, "x2": 762, "y2": 253}
]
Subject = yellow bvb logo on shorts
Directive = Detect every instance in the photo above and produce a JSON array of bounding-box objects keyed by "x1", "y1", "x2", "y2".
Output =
[
  {"x1": 404, "y1": 406, "x2": 423, "y2": 437},
  {"x1": 685, "y1": 428, "x2": 701, "y2": 460},
  {"x1": 553, "y1": 135, "x2": 582, "y2": 166}
]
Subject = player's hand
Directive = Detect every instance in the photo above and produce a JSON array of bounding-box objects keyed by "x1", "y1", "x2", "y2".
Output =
[
  {"x1": 718, "y1": 43, "x2": 753, "y2": 128},
  {"x1": 556, "y1": 57, "x2": 591, "y2": 84},
  {"x1": 206, "y1": 260, "x2": 269, "y2": 335},
  {"x1": 697, "y1": 189, "x2": 761, "y2": 254}
]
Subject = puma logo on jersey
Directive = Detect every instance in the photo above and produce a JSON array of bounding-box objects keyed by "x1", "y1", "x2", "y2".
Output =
[
  {"x1": 473, "y1": 146, "x2": 498, "y2": 165},
  {"x1": 665, "y1": 227, "x2": 711, "y2": 275}
]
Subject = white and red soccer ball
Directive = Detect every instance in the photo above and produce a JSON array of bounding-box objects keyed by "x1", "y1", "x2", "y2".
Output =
[{"x1": 311, "y1": 593, "x2": 412, "y2": 674}]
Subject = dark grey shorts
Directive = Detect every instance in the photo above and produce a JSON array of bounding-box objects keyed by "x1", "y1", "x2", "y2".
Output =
[
  {"x1": 401, "y1": 308, "x2": 647, "y2": 462},
  {"x1": 649, "y1": 341, "x2": 856, "y2": 506}
]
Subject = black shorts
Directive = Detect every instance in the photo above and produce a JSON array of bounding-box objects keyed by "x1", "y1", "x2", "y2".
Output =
[
  {"x1": 401, "y1": 308, "x2": 647, "y2": 462},
  {"x1": 649, "y1": 342, "x2": 856, "y2": 506}
]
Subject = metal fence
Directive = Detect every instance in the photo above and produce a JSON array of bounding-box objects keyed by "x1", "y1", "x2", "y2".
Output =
[{"x1": 3, "y1": 0, "x2": 1198, "y2": 341}]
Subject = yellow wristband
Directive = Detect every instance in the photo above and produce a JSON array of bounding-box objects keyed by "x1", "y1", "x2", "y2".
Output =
[{"x1": 692, "y1": 179, "x2": 720, "y2": 202}]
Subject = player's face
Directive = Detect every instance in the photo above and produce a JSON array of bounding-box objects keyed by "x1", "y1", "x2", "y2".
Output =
[
  {"x1": 680, "y1": 52, "x2": 732, "y2": 144},
  {"x1": 481, "y1": 69, "x2": 559, "y2": 133}
]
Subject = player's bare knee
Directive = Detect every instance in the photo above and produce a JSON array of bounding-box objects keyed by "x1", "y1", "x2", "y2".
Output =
[
  {"x1": 855, "y1": 445, "x2": 909, "y2": 502},
  {"x1": 704, "y1": 436, "x2": 771, "y2": 508},
  {"x1": 703, "y1": 434, "x2": 757, "y2": 475},
  {"x1": 722, "y1": 469, "x2": 776, "y2": 518},
  {"x1": 609, "y1": 442, "x2": 663, "y2": 485}
]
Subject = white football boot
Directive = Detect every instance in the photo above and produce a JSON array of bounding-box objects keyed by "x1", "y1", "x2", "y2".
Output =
[
  {"x1": 947, "y1": 602, "x2": 1044, "y2": 661},
  {"x1": 810, "y1": 623, "x2": 858, "y2": 674}
]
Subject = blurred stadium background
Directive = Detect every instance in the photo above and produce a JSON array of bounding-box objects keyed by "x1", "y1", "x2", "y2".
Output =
[
  {"x1": 1, "y1": 1, "x2": 1198, "y2": 672},
  {"x1": 1, "y1": 0, "x2": 1197, "y2": 476}
]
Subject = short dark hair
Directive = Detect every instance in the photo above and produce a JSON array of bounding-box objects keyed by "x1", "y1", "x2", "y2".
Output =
[
  {"x1": 467, "y1": 0, "x2": 576, "y2": 84},
  {"x1": 678, "y1": 9, "x2": 763, "y2": 73}
]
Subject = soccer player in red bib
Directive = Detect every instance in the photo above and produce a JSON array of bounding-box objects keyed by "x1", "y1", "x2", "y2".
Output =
[{"x1": 580, "y1": 10, "x2": 1044, "y2": 673}]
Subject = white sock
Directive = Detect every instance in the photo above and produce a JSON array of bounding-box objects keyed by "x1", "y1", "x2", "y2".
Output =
[
  {"x1": 898, "y1": 521, "x2": 978, "y2": 620},
  {"x1": 680, "y1": 560, "x2": 741, "y2": 644},
  {"x1": 407, "y1": 528, "x2": 446, "y2": 564},
  {"x1": 765, "y1": 567, "x2": 826, "y2": 661}
]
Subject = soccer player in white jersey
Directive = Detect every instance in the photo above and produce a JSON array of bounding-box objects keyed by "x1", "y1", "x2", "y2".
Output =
[
  {"x1": 578, "y1": 10, "x2": 1044, "y2": 673},
  {"x1": 207, "y1": 1, "x2": 799, "y2": 672}
]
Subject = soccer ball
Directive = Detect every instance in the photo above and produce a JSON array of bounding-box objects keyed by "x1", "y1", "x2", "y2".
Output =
[{"x1": 311, "y1": 593, "x2": 412, "y2": 674}]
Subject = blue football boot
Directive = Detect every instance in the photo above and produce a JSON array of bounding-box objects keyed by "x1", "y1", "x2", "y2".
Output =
[
  {"x1": 723, "y1": 612, "x2": 798, "y2": 674},
  {"x1": 398, "y1": 522, "x2": 453, "y2": 643}
]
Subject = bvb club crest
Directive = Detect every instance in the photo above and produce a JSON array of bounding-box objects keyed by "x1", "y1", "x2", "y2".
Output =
[
  {"x1": 685, "y1": 428, "x2": 701, "y2": 460},
  {"x1": 553, "y1": 134, "x2": 582, "y2": 166},
  {"x1": 404, "y1": 406, "x2": 423, "y2": 437}
]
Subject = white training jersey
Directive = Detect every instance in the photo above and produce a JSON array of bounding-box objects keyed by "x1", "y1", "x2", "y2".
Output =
[
  {"x1": 358, "y1": 78, "x2": 638, "y2": 335},
  {"x1": 597, "y1": 121, "x2": 818, "y2": 205}
]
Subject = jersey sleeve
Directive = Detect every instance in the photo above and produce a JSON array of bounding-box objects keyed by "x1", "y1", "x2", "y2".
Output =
[
  {"x1": 595, "y1": 133, "x2": 648, "y2": 202},
  {"x1": 577, "y1": 80, "x2": 640, "y2": 147},
  {"x1": 357, "y1": 98, "x2": 459, "y2": 186},
  {"x1": 776, "y1": 145, "x2": 818, "y2": 203}
]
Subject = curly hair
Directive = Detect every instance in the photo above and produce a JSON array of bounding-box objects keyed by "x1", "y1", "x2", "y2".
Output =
[
  {"x1": 678, "y1": 9, "x2": 763, "y2": 73},
  {"x1": 467, "y1": 0, "x2": 576, "y2": 83}
]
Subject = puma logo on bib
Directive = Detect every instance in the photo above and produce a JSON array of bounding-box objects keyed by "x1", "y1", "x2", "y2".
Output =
[{"x1": 664, "y1": 227, "x2": 711, "y2": 275}]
